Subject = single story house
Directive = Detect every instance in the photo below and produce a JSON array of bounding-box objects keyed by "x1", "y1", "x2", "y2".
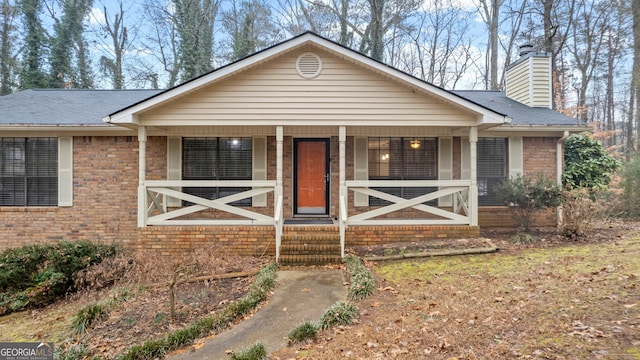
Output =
[{"x1": 0, "y1": 32, "x2": 588, "y2": 264}]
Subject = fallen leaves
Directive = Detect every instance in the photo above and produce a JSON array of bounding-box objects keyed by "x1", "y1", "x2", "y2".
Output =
[{"x1": 273, "y1": 222, "x2": 640, "y2": 360}]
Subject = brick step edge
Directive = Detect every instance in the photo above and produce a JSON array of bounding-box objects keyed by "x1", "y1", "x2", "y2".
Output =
[
  {"x1": 281, "y1": 235, "x2": 341, "y2": 243},
  {"x1": 280, "y1": 244, "x2": 341, "y2": 253},
  {"x1": 278, "y1": 255, "x2": 344, "y2": 266}
]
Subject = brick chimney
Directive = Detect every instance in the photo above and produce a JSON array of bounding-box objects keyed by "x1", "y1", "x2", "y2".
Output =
[{"x1": 505, "y1": 45, "x2": 552, "y2": 109}]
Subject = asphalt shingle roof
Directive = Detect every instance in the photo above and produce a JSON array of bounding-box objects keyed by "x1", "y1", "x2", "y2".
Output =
[
  {"x1": 0, "y1": 88, "x2": 581, "y2": 128},
  {"x1": 452, "y1": 90, "x2": 581, "y2": 126},
  {"x1": 0, "y1": 89, "x2": 162, "y2": 126}
]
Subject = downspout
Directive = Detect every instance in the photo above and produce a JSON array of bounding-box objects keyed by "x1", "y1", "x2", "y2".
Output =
[{"x1": 556, "y1": 131, "x2": 570, "y2": 227}]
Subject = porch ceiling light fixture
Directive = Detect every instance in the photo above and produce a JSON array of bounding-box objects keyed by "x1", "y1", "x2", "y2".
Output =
[{"x1": 410, "y1": 139, "x2": 421, "y2": 149}]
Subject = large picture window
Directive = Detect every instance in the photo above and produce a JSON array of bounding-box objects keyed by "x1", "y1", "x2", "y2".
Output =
[
  {"x1": 0, "y1": 137, "x2": 58, "y2": 206},
  {"x1": 368, "y1": 137, "x2": 437, "y2": 206},
  {"x1": 477, "y1": 138, "x2": 508, "y2": 206},
  {"x1": 182, "y1": 137, "x2": 252, "y2": 206}
]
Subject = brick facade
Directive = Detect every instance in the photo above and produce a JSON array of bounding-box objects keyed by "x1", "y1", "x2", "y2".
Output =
[
  {"x1": 0, "y1": 134, "x2": 560, "y2": 253},
  {"x1": 523, "y1": 137, "x2": 557, "y2": 179},
  {"x1": 0, "y1": 136, "x2": 139, "y2": 250},
  {"x1": 479, "y1": 137, "x2": 559, "y2": 228}
]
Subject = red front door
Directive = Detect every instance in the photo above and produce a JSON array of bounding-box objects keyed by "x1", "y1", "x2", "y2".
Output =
[{"x1": 295, "y1": 139, "x2": 329, "y2": 215}]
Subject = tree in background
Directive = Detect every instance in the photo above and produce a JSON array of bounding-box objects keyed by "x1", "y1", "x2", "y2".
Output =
[
  {"x1": 94, "y1": 1, "x2": 133, "y2": 89},
  {"x1": 174, "y1": 0, "x2": 218, "y2": 81},
  {"x1": 19, "y1": 0, "x2": 49, "y2": 89},
  {"x1": 631, "y1": 0, "x2": 640, "y2": 156},
  {"x1": 139, "y1": 0, "x2": 180, "y2": 88},
  {"x1": 475, "y1": 0, "x2": 504, "y2": 90},
  {"x1": 0, "y1": 0, "x2": 18, "y2": 95},
  {"x1": 48, "y1": 0, "x2": 94, "y2": 88},
  {"x1": 221, "y1": 0, "x2": 280, "y2": 62}
]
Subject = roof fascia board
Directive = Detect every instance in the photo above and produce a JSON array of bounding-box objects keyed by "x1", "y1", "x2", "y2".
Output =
[{"x1": 487, "y1": 124, "x2": 591, "y2": 133}]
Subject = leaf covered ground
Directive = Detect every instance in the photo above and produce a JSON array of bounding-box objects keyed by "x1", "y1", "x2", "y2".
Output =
[
  {"x1": 1, "y1": 222, "x2": 639, "y2": 359},
  {"x1": 274, "y1": 221, "x2": 640, "y2": 359},
  {"x1": 0, "y1": 249, "x2": 270, "y2": 359}
]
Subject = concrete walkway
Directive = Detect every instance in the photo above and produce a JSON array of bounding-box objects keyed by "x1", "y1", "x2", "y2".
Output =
[{"x1": 169, "y1": 270, "x2": 347, "y2": 359}]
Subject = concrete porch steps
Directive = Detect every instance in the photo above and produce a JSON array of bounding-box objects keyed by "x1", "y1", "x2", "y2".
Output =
[{"x1": 279, "y1": 225, "x2": 343, "y2": 266}]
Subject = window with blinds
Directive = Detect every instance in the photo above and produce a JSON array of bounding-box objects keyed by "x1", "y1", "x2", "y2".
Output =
[
  {"x1": 368, "y1": 137, "x2": 437, "y2": 206},
  {"x1": 182, "y1": 138, "x2": 252, "y2": 206},
  {"x1": 477, "y1": 138, "x2": 508, "y2": 206},
  {"x1": 0, "y1": 138, "x2": 58, "y2": 206}
]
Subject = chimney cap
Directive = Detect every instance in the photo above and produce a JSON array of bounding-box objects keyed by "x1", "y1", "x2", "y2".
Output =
[{"x1": 519, "y1": 44, "x2": 534, "y2": 57}]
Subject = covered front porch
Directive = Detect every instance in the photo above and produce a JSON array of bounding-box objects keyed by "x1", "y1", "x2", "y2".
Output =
[
  {"x1": 135, "y1": 125, "x2": 483, "y2": 261},
  {"x1": 103, "y1": 33, "x2": 508, "y2": 261}
]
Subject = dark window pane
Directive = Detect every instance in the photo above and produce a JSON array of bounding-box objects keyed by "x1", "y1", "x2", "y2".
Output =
[
  {"x1": 477, "y1": 138, "x2": 508, "y2": 206},
  {"x1": 368, "y1": 137, "x2": 438, "y2": 206},
  {"x1": 0, "y1": 138, "x2": 57, "y2": 206},
  {"x1": 182, "y1": 138, "x2": 252, "y2": 206}
]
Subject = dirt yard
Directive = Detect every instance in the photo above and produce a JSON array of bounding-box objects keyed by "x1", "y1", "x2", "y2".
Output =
[{"x1": 1, "y1": 221, "x2": 638, "y2": 359}]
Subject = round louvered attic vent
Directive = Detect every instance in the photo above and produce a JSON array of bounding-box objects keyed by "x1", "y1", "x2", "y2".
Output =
[{"x1": 296, "y1": 53, "x2": 322, "y2": 79}]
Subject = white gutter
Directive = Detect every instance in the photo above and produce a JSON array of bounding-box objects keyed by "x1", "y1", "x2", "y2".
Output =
[{"x1": 0, "y1": 124, "x2": 136, "y2": 135}]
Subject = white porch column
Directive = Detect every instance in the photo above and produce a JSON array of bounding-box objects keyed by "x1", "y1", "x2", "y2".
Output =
[
  {"x1": 339, "y1": 126, "x2": 346, "y2": 257},
  {"x1": 275, "y1": 126, "x2": 284, "y2": 261},
  {"x1": 276, "y1": 126, "x2": 284, "y2": 198},
  {"x1": 137, "y1": 126, "x2": 147, "y2": 227},
  {"x1": 469, "y1": 127, "x2": 478, "y2": 227}
]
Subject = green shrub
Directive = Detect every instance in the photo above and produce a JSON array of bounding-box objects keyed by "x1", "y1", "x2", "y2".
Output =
[
  {"x1": 345, "y1": 256, "x2": 375, "y2": 300},
  {"x1": 319, "y1": 301, "x2": 358, "y2": 330},
  {"x1": 562, "y1": 133, "x2": 620, "y2": 191},
  {"x1": 71, "y1": 287, "x2": 134, "y2": 334},
  {"x1": 494, "y1": 174, "x2": 562, "y2": 233},
  {"x1": 54, "y1": 343, "x2": 89, "y2": 360},
  {"x1": 0, "y1": 241, "x2": 118, "y2": 314},
  {"x1": 229, "y1": 343, "x2": 267, "y2": 360},
  {"x1": 71, "y1": 303, "x2": 108, "y2": 334},
  {"x1": 288, "y1": 321, "x2": 318, "y2": 343}
]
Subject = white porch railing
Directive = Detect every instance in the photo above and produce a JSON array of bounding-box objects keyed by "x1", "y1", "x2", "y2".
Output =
[
  {"x1": 274, "y1": 195, "x2": 283, "y2": 261},
  {"x1": 343, "y1": 180, "x2": 473, "y2": 226},
  {"x1": 142, "y1": 180, "x2": 277, "y2": 226},
  {"x1": 337, "y1": 180, "x2": 473, "y2": 258}
]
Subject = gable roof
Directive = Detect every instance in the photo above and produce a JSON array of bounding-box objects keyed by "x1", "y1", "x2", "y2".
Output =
[
  {"x1": 0, "y1": 33, "x2": 587, "y2": 132},
  {"x1": 104, "y1": 32, "x2": 508, "y2": 127},
  {"x1": 0, "y1": 89, "x2": 161, "y2": 126}
]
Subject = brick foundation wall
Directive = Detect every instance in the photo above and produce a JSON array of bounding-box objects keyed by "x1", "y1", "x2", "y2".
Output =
[
  {"x1": 346, "y1": 225, "x2": 480, "y2": 246},
  {"x1": 479, "y1": 207, "x2": 557, "y2": 228},
  {"x1": 133, "y1": 226, "x2": 276, "y2": 256}
]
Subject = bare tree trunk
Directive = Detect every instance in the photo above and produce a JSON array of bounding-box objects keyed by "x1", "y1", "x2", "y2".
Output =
[
  {"x1": 634, "y1": 0, "x2": 640, "y2": 155},
  {"x1": 477, "y1": 0, "x2": 504, "y2": 90}
]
